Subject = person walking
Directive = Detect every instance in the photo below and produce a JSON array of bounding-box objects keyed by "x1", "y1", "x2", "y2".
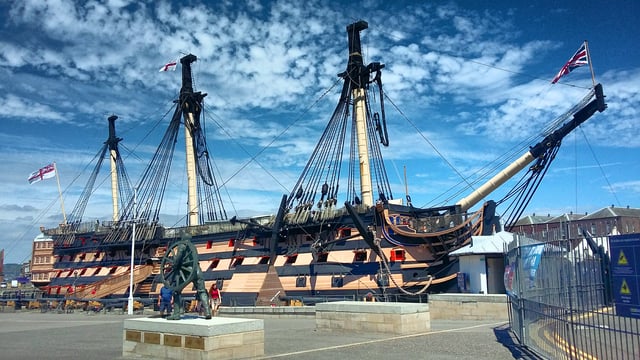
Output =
[{"x1": 209, "y1": 283, "x2": 221, "y2": 317}]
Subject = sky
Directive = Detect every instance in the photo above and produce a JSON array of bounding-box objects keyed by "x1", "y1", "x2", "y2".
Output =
[{"x1": 1, "y1": 0, "x2": 639, "y2": 264}]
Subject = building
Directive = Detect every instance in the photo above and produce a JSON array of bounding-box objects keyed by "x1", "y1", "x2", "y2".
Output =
[
  {"x1": 30, "y1": 227, "x2": 54, "y2": 288},
  {"x1": 450, "y1": 231, "x2": 513, "y2": 294},
  {"x1": 450, "y1": 206, "x2": 640, "y2": 295},
  {"x1": 508, "y1": 205, "x2": 640, "y2": 243}
]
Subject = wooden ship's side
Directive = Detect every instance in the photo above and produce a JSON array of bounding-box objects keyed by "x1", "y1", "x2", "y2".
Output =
[{"x1": 40, "y1": 20, "x2": 607, "y2": 308}]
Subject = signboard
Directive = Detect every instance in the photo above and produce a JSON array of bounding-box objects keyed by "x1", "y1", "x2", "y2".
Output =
[{"x1": 609, "y1": 233, "x2": 640, "y2": 319}]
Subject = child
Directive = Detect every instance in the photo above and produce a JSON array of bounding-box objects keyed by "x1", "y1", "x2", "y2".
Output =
[{"x1": 158, "y1": 285, "x2": 173, "y2": 317}]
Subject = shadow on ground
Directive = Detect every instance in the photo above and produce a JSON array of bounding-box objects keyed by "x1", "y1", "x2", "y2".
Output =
[{"x1": 493, "y1": 324, "x2": 541, "y2": 359}]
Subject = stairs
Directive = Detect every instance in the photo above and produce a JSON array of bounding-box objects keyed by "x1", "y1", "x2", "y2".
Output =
[
  {"x1": 75, "y1": 265, "x2": 155, "y2": 299},
  {"x1": 135, "y1": 263, "x2": 161, "y2": 295}
]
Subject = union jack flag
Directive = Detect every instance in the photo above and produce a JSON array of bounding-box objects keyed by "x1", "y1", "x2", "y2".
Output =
[{"x1": 551, "y1": 42, "x2": 589, "y2": 84}]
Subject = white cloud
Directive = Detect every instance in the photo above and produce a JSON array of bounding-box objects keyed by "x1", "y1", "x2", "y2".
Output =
[{"x1": 0, "y1": 0, "x2": 638, "y2": 262}]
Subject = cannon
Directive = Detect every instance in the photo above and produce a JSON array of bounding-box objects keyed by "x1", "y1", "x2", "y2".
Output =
[{"x1": 160, "y1": 234, "x2": 211, "y2": 320}]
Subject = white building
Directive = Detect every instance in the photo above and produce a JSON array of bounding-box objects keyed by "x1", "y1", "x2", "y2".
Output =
[{"x1": 450, "y1": 231, "x2": 514, "y2": 294}]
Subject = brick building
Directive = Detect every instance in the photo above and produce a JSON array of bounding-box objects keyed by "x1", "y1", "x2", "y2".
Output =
[
  {"x1": 30, "y1": 227, "x2": 54, "y2": 288},
  {"x1": 508, "y1": 205, "x2": 640, "y2": 242}
]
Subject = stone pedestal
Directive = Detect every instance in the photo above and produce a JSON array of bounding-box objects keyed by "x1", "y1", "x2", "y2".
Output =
[
  {"x1": 123, "y1": 317, "x2": 264, "y2": 360},
  {"x1": 428, "y1": 294, "x2": 508, "y2": 320},
  {"x1": 315, "y1": 301, "x2": 430, "y2": 335}
]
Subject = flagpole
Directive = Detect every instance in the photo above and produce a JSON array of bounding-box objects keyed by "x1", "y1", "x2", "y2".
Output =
[
  {"x1": 584, "y1": 40, "x2": 596, "y2": 88},
  {"x1": 53, "y1": 162, "x2": 68, "y2": 225}
]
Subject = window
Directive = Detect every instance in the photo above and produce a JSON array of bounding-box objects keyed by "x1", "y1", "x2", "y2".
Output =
[
  {"x1": 339, "y1": 228, "x2": 352, "y2": 237},
  {"x1": 390, "y1": 249, "x2": 405, "y2": 262},
  {"x1": 208, "y1": 259, "x2": 220, "y2": 270},
  {"x1": 286, "y1": 254, "x2": 298, "y2": 264},
  {"x1": 353, "y1": 250, "x2": 367, "y2": 262},
  {"x1": 316, "y1": 252, "x2": 328, "y2": 263},
  {"x1": 231, "y1": 256, "x2": 244, "y2": 267},
  {"x1": 259, "y1": 256, "x2": 270, "y2": 265}
]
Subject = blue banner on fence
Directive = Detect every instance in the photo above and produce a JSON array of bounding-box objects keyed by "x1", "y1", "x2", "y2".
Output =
[
  {"x1": 609, "y1": 233, "x2": 640, "y2": 319},
  {"x1": 521, "y1": 243, "x2": 544, "y2": 288}
]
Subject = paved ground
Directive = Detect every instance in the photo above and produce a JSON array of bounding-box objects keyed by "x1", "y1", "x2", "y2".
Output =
[{"x1": 0, "y1": 310, "x2": 539, "y2": 359}]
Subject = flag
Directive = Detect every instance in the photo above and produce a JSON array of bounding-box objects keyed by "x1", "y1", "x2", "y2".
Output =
[
  {"x1": 28, "y1": 163, "x2": 56, "y2": 184},
  {"x1": 551, "y1": 42, "x2": 589, "y2": 84},
  {"x1": 159, "y1": 59, "x2": 178, "y2": 72}
]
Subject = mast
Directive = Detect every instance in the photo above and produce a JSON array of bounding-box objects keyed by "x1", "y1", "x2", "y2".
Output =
[
  {"x1": 52, "y1": 162, "x2": 67, "y2": 225},
  {"x1": 346, "y1": 21, "x2": 373, "y2": 207},
  {"x1": 456, "y1": 84, "x2": 607, "y2": 212},
  {"x1": 179, "y1": 54, "x2": 206, "y2": 226},
  {"x1": 106, "y1": 115, "x2": 121, "y2": 222}
]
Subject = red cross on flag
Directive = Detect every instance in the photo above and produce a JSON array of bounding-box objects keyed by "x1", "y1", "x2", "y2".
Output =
[
  {"x1": 159, "y1": 59, "x2": 178, "y2": 72},
  {"x1": 28, "y1": 163, "x2": 56, "y2": 184}
]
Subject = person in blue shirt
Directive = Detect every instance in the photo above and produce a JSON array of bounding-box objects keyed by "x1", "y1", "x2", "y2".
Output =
[{"x1": 158, "y1": 285, "x2": 173, "y2": 317}]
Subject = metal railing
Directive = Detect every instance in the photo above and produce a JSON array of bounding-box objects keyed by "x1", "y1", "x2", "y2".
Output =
[{"x1": 506, "y1": 236, "x2": 640, "y2": 359}]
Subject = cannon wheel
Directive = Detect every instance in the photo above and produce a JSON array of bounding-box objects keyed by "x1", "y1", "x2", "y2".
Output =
[{"x1": 160, "y1": 239, "x2": 199, "y2": 292}]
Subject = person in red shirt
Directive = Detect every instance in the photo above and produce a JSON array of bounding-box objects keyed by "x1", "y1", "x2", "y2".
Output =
[{"x1": 209, "y1": 283, "x2": 221, "y2": 317}]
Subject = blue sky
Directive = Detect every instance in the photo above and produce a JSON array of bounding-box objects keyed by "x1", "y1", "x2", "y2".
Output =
[{"x1": 1, "y1": 0, "x2": 639, "y2": 264}]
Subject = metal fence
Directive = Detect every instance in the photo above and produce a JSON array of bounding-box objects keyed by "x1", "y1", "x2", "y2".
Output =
[{"x1": 506, "y1": 235, "x2": 640, "y2": 359}]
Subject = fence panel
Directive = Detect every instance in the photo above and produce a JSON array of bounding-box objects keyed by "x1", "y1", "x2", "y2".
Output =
[{"x1": 507, "y1": 236, "x2": 640, "y2": 359}]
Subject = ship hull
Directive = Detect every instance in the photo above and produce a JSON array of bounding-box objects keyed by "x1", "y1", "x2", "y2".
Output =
[{"x1": 43, "y1": 203, "x2": 468, "y2": 305}]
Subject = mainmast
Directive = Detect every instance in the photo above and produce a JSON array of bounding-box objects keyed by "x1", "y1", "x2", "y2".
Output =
[
  {"x1": 179, "y1": 54, "x2": 206, "y2": 226},
  {"x1": 346, "y1": 21, "x2": 374, "y2": 207},
  {"x1": 106, "y1": 115, "x2": 121, "y2": 222}
]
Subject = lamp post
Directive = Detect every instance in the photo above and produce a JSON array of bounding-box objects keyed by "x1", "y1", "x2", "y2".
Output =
[{"x1": 127, "y1": 188, "x2": 137, "y2": 315}]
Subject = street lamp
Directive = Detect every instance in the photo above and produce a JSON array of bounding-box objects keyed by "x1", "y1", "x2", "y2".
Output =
[{"x1": 127, "y1": 188, "x2": 137, "y2": 315}]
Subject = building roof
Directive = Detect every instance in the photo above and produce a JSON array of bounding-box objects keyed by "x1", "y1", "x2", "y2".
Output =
[
  {"x1": 581, "y1": 206, "x2": 640, "y2": 220},
  {"x1": 33, "y1": 232, "x2": 53, "y2": 242},
  {"x1": 547, "y1": 213, "x2": 584, "y2": 223},
  {"x1": 512, "y1": 215, "x2": 553, "y2": 226},
  {"x1": 513, "y1": 206, "x2": 640, "y2": 226},
  {"x1": 450, "y1": 231, "x2": 514, "y2": 256}
]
